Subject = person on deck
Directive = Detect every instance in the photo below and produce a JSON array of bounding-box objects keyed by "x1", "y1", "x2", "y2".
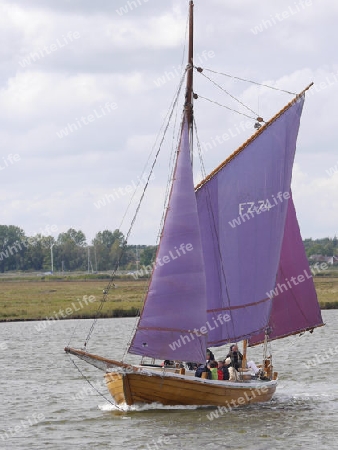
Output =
[
  {"x1": 226, "y1": 344, "x2": 262, "y2": 377},
  {"x1": 226, "y1": 344, "x2": 243, "y2": 370},
  {"x1": 217, "y1": 361, "x2": 224, "y2": 380},
  {"x1": 206, "y1": 348, "x2": 215, "y2": 362},
  {"x1": 222, "y1": 358, "x2": 230, "y2": 380},
  {"x1": 209, "y1": 360, "x2": 218, "y2": 380},
  {"x1": 247, "y1": 360, "x2": 261, "y2": 375},
  {"x1": 194, "y1": 363, "x2": 211, "y2": 379}
]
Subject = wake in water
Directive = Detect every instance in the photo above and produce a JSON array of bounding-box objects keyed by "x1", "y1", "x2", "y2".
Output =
[
  {"x1": 263, "y1": 380, "x2": 338, "y2": 413},
  {"x1": 98, "y1": 402, "x2": 211, "y2": 413},
  {"x1": 98, "y1": 378, "x2": 338, "y2": 416}
]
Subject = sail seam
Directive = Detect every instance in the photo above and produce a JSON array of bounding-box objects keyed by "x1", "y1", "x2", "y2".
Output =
[
  {"x1": 207, "y1": 296, "x2": 271, "y2": 313},
  {"x1": 136, "y1": 326, "x2": 206, "y2": 333}
]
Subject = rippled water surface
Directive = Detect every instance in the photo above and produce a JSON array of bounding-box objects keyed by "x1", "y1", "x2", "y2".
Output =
[{"x1": 1, "y1": 311, "x2": 337, "y2": 449}]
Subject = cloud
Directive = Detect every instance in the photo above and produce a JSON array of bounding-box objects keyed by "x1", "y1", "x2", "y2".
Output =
[{"x1": 0, "y1": 0, "x2": 337, "y2": 244}]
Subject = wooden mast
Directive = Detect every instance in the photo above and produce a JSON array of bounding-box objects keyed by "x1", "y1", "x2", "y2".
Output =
[
  {"x1": 185, "y1": 1, "x2": 194, "y2": 128},
  {"x1": 242, "y1": 339, "x2": 248, "y2": 369}
]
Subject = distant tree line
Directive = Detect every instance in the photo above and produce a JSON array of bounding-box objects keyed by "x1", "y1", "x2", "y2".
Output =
[
  {"x1": 303, "y1": 237, "x2": 338, "y2": 258},
  {"x1": 0, "y1": 224, "x2": 337, "y2": 274},
  {"x1": 0, "y1": 225, "x2": 157, "y2": 273}
]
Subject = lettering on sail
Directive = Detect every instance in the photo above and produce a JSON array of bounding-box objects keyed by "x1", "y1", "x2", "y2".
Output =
[
  {"x1": 239, "y1": 192, "x2": 291, "y2": 216},
  {"x1": 239, "y1": 199, "x2": 273, "y2": 216}
]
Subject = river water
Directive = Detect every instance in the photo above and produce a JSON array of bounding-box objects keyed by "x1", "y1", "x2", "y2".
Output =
[{"x1": 0, "y1": 311, "x2": 337, "y2": 450}]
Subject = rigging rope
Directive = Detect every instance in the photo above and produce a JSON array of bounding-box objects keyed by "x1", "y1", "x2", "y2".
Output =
[
  {"x1": 197, "y1": 94, "x2": 257, "y2": 120},
  {"x1": 193, "y1": 117, "x2": 207, "y2": 180},
  {"x1": 200, "y1": 67, "x2": 297, "y2": 95},
  {"x1": 116, "y1": 8, "x2": 189, "y2": 242},
  {"x1": 192, "y1": 117, "x2": 236, "y2": 339},
  {"x1": 67, "y1": 319, "x2": 81, "y2": 347},
  {"x1": 66, "y1": 353, "x2": 124, "y2": 411},
  {"x1": 121, "y1": 14, "x2": 191, "y2": 361},
  {"x1": 82, "y1": 68, "x2": 188, "y2": 352},
  {"x1": 159, "y1": 2, "x2": 190, "y2": 231},
  {"x1": 121, "y1": 83, "x2": 188, "y2": 362},
  {"x1": 195, "y1": 66, "x2": 260, "y2": 117}
]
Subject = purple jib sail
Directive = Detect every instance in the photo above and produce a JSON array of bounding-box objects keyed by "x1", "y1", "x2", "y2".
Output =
[
  {"x1": 128, "y1": 119, "x2": 208, "y2": 363},
  {"x1": 249, "y1": 194, "x2": 324, "y2": 345},
  {"x1": 196, "y1": 96, "x2": 305, "y2": 346}
]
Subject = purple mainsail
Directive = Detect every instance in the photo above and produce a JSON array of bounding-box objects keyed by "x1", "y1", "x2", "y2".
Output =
[
  {"x1": 195, "y1": 96, "x2": 305, "y2": 346},
  {"x1": 128, "y1": 119, "x2": 208, "y2": 363},
  {"x1": 249, "y1": 194, "x2": 324, "y2": 345}
]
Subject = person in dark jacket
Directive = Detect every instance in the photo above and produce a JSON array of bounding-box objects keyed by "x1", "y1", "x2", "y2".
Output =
[
  {"x1": 195, "y1": 363, "x2": 211, "y2": 379},
  {"x1": 206, "y1": 348, "x2": 215, "y2": 362},
  {"x1": 226, "y1": 344, "x2": 243, "y2": 371},
  {"x1": 222, "y1": 359, "x2": 231, "y2": 380}
]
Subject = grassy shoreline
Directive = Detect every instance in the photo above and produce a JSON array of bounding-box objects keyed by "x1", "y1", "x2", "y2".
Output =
[
  {"x1": 0, "y1": 275, "x2": 337, "y2": 322},
  {"x1": 0, "y1": 276, "x2": 147, "y2": 322}
]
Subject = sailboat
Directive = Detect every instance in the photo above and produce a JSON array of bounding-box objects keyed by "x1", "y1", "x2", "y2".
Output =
[{"x1": 65, "y1": 1, "x2": 324, "y2": 408}]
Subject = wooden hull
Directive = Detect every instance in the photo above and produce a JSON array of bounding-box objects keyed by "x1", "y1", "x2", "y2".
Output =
[
  {"x1": 104, "y1": 368, "x2": 277, "y2": 407},
  {"x1": 63, "y1": 347, "x2": 276, "y2": 408}
]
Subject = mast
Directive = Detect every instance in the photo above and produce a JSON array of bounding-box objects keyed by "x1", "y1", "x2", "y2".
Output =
[
  {"x1": 242, "y1": 339, "x2": 248, "y2": 369},
  {"x1": 185, "y1": 1, "x2": 194, "y2": 129}
]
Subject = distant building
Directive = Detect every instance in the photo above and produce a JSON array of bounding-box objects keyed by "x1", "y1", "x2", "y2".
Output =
[{"x1": 309, "y1": 254, "x2": 338, "y2": 265}]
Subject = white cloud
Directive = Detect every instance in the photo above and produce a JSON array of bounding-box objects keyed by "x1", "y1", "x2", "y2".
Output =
[{"x1": 0, "y1": 0, "x2": 337, "y2": 244}]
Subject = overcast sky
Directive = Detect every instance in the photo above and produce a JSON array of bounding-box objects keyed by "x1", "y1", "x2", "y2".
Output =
[{"x1": 1, "y1": 0, "x2": 337, "y2": 245}]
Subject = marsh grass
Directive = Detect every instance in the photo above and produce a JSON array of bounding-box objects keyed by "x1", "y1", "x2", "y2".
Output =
[
  {"x1": 313, "y1": 277, "x2": 338, "y2": 309},
  {"x1": 0, "y1": 275, "x2": 337, "y2": 321},
  {"x1": 0, "y1": 277, "x2": 148, "y2": 321}
]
